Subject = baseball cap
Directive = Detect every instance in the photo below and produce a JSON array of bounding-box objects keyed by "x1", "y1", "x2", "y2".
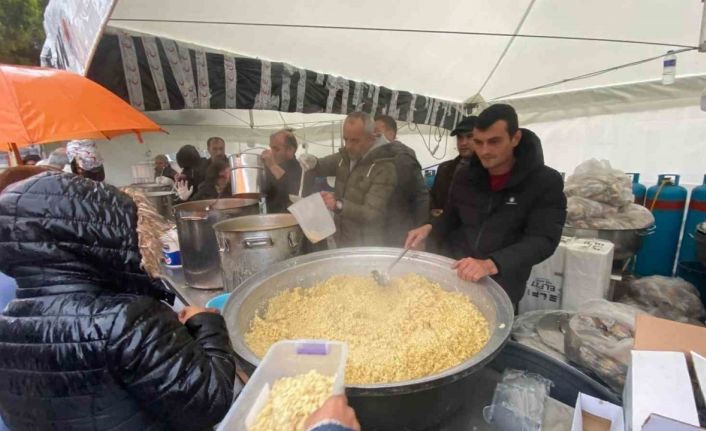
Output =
[{"x1": 450, "y1": 116, "x2": 478, "y2": 136}]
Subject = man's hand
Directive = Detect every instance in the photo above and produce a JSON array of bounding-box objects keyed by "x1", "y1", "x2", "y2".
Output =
[
  {"x1": 404, "y1": 224, "x2": 432, "y2": 250},
  {"x1": 260, "y1": 149, "x2": 275, "y2": 168},
  {"x1": 451, "y1": 258, "x2": 498, "y2": 282},
  {"x1": 261, "y1": 149, "x2": 286, "y2": 179},
  {"x1": 304, "y1": 395, "x2": 361, "y2": 431},
  {"x1": 178, "y1": 306, "x2": 219, "y2": 324},
  {"x1": 320, "y1": 191, "x2": 337, "y2": 211}
]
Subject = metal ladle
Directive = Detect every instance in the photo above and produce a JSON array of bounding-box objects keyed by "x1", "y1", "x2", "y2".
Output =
[{"x1": 372, "y1": 247, "x2": 410, "y2": 286}]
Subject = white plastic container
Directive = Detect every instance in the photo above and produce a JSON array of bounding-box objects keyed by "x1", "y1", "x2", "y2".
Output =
[
  {"x1": 287, "y1": 193, "x2": 336, "y2": 244},
  {"x1": 217, "y1": 339, "x2": 347, "y2": 431}
]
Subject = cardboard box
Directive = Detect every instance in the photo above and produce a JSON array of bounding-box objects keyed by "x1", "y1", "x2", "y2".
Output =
[
  {"x1": 570, "y1": 393, "x2": 624, "y2": 431},
  {"x1": 519, "y1": 236, "x2": 570, "y2": 313},
  {"x1": 624, "y1": 350, "x2": 699, "y2": 430},
  {"x1": 633, "y1": 315, "x2": 706, "y2": 359},
  {"x1": 642, "y1": 414, "x2": 705, "y2": 431},
  {"x1": 624, "y1": 315, "x2": 706, "y2": 431},
  {"x1": 563, "y1": 238, "x2": 614, "y2": 311}
]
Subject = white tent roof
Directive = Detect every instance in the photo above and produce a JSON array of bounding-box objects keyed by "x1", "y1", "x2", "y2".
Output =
[{"x1": 107, "y1": 0, "x2": 706, "y2": 110}]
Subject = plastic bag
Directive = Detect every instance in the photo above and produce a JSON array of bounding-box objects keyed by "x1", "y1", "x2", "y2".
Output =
[
  {"x1": 512, "y1": 311, "x2": 569, "y2": 362},
  {"x1": 564, "y1": 159, "x2": 634, "y2": 207},
  {"x1": 483, "y1": 369, "x2": 553, "y2": 431},
  {"x1": 566, "y1": 204, "x2": 654, "y2": 230},
  {"x1": 617, "y1": 276, "x2": 705, "y2": 326},
  {"x1": 567, "y1": 196, "x2": 618, "y2": 221},
  {"x1": 564, "y1": 299, "x2": 643, "y2": 393}
]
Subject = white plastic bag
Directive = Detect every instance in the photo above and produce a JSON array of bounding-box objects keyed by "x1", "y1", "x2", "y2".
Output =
[{"x1": 564, "y1": 159, "x2": 633, "y2": 207}]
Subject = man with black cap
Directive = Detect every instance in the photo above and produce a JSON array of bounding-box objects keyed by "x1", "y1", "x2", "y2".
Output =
[
  {"x1": 406, "y1": 104, "x2": 566, "y2": 310},
  {"x1": 429, "y1": 116, "x2": 477, "y2": 216}
]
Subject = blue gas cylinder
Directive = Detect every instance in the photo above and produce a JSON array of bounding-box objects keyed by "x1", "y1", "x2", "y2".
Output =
[
  {"x1": 678, "y1": 175, "x2": 706, "y2": 263},
  {"x1": 635, "y1": 174, "x2": 687, "y2": 276},
  {"x1": 424, "y1": 169, "x2": 436, "y2": 189},
  {"x1": 627, "y1": 172, "x2": 646, "y2": 206}
]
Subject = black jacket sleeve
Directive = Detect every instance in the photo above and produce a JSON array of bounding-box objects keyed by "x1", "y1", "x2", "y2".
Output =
[
  {"x1": 430, "y1": 177, "x2": 462, "y2": 245},
  {"x1": 396, "y1": 153, "x2": 430, "y2": 226},
  {"x1": 430, "y1": 161, "x2": 453, "y2": 211},
  {"x1": 106, "y1": 297, "x2": 237, "y2": 431},
  {"x1": 488, "y1": 170, "x2": 567, "y2": 276},
  {"x1": 191, "y1": 181, "x2": 219, "y2": 201}
]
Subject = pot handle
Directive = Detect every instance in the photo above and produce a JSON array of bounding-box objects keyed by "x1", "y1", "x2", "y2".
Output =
[
  {"x1": 218, "y1": 238, "x2": 230, "y2": 253},
  {"x1": 639, "y1": 225, "x2": 657, "y2": 236},
  {"x1": 180, "y1": 214, "x2": 208, "y2": 221},
  {"x1": 244, "y1": 237, "x2": 273, "y2": 248},
  {"x1": 288, "y1": 231, "x2": 300, "y2": 249}
]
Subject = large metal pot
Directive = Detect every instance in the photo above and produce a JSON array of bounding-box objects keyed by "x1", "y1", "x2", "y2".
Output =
[
  {"x1": 214, "y1": 214, "x2": 304, "y2": 292},
  {"x1": 223, "y1": 247, "x2": 513, "y2": 430},
  {"x1": 563, "y1": 225, "x2": 655, "y2": 261},
  {"x1": 174, "y1": 198, "x2": 259, "y2": 289},
  {"x1": 228, "y1": 153, "x2": 264, "y2": 198},
  {"x1": 145, "y1": 190, "x2": 175, "y2": 221}
]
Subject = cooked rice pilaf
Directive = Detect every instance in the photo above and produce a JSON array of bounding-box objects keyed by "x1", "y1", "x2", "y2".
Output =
[{"x1": 245, "y1": 274, "x2": 490, "y2": 384}]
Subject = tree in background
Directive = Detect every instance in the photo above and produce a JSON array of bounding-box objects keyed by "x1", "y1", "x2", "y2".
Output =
[{"x1": 0, "y1": 0, "x2": 47, "y2": 66}]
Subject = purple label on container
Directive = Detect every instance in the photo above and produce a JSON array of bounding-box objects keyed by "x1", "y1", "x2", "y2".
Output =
[{"x1": 297, "y1": 342, "x2": 328, "y2": 355}]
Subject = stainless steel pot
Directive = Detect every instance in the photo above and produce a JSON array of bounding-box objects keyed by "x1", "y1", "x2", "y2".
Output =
[
  {"x1": 174, "y1": 198, "x2": 259, "y2": 289},
  {"x1": 145, "y1": 191, "x2": 175, "y2": 221},
  {"x1": 223, "y1": 247, "x2": 513, "y2": 429},
  {"x1": 214, "y1": 214, "x2": 304, "y2": 292},
  {"x1": 563, "y1": 225, "x2": 655, "y2": 261},
  {"x1": 228, "y1": 153, "x2": 264, "y2": 198}
]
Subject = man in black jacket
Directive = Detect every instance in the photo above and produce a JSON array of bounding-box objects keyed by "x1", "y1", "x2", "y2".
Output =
[
  {"x1": 261, "y1": 129, "x2": 312, "y2": 213},
  {"x1": 406, "y1": 104, "x2": 567, "y2": 308},
  {"x1": 374, "y1": 114, "x2": 430, "y2": 246},
  {"x1": 0, "y1": 172, "x2": 239, "y2": 430},
  {"x1": 429, "y1": 116, "x2": 477, "y2": 215}
]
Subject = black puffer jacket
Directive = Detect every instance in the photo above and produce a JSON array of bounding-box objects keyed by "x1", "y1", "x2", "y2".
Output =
[
  {"x1": 432, "y1": 129, "x2": 567, "y2": 307},
  {"x1": 0, "y1": 172, "x2": 237, "y2": 430}
]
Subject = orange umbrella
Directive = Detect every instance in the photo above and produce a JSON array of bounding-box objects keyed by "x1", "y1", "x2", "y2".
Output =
[{"x1": 0, "y1": 64, "x2": 163, "y2": 162}]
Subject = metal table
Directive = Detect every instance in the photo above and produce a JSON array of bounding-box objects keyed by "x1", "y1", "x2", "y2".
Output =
[
  {"x1": 160, "y1": 265, "x2": 224, "y2": 308},
  {"x1": 159, "y1": 265, "x2": 614, "y2": 431}
]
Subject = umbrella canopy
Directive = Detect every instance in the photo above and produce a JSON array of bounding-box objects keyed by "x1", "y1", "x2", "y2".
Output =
[{"x1": 0, "y1": 64, "x2": 163, "y2": 148}]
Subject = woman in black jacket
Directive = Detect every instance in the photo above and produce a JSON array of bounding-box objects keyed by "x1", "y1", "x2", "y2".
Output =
[
  {"x1": 0, "y1": 171, "x2": 239, "y2": 430},
  {"x1": 191, "y1": 156, "x2": 232, "y2": 201}
]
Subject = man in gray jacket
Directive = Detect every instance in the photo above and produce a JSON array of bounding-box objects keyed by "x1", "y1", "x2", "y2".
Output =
[
  {"x1": 374, "y1": 114, "x2": 430, "y2": 246},
  {"x1": 301, "y1": 112, "x2": 397, "y2": 247}
]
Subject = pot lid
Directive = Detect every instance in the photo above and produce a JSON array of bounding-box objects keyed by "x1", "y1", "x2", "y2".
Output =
[{"x1": 214, "y1": 214, "x2": 299, "y2": 232}]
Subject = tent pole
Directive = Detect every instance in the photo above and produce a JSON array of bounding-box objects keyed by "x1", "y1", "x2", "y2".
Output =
[
  {"x1": 9, "y1": 143, "x2": 22, "y2": 166},
  {"x1": 330, "y1": 122, "x2": 335, "y2": 155},
  {"x1": 700, "y1": 0, "x2": 706, "y2": 52}
]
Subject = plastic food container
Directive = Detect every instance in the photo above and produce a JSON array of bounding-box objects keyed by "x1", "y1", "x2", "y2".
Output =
[
  {"x1": 216, "y1": 339, "x2": 347, "y2": 431},
  {"x1": 205, "y1": 293, "x2": 230, "y2": 312}
]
